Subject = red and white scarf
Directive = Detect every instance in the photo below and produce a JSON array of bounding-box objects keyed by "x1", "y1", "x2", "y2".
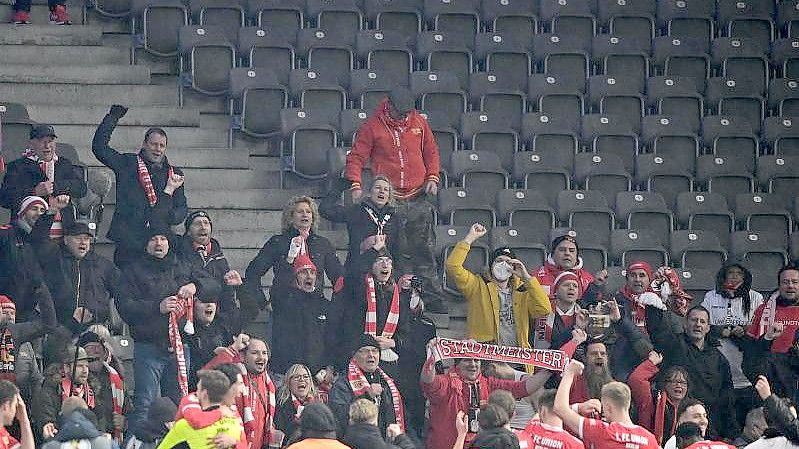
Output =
[
  {"x1": 364, "y1": 275, "x2": 400, "y2": 338},
  {"x1": 23, "y1": 149, "x2": 62, "y2": 238},
  {"x1": 0, "y1": 329, "x2": 15, "y2": 384},
  {"x1": 136, "y1": 155, "x2": 173, "y2": 207},
  {"x1": 104, "y1": 362, "x2": 125, "y2": 442},
  {"x1": 242, "y1": 372, "x2": 276, "y2": 445},
  {"x1": 168, "y1": 295, "x2": 195, "y2": 397},
  {"x1": 61, "y1": 375, "x2": 95, "y2": 409},
  {"x1": 291, "y1": 394, "x2": 313, "y2": 422},
  {"x1": 653, "y1": 391, "x2": 678, "y2": 444},
  {"x1": 347, "y1": 358, "x2": 405, "y2": 431}
]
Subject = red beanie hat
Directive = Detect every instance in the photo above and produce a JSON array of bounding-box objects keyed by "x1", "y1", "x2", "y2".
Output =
[
  {"x1": 626, "y1": 261, "x2": 653, "y2": 279},
  {"x1": 553, "y1": 271, "x2": 580, "y2": 292},
  {"x1": 16, "y1": 195, "x2": 48, "y2": 218},
  {"x1": 0, "y1": 295, "x2": 16, "y2": 311},
  {"x1": 293, "y1": 253, "x2": 317, "y2": 274}
]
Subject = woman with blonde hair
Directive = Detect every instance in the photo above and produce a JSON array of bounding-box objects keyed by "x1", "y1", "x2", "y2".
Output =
[
  {"x1": 244, "y1": 196, "x2": 344, "y2": 373},
  {"x1": 275, "y1": 364, "x2": 322, "y2": 444}
]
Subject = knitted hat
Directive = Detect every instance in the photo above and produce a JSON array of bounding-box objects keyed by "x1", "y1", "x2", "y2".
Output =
[
  {"x1": 490, "y1": 247, "x2": 516, "y2": 266},
  {"x1": 144, "y1": 224, "x2": 172, "y2": 245},
  {"x1": 551, "y1": 234, "x2": 578, "y2": 252},
  {"x1": 293, "y1": 253, "x2": 317, "y2": 273},
  {"x1": 626, "y1": 260, "x2": 653, "y2": 279},
  {"x1": 355, "y1": 334, "x2": 381, "y2": 353},
  {"x1": 16, "y1": 195, "x2": 48, "y2": 218},
  {"x1": 299, "y1": 403, "x2": 338, "y2": 433},
  {"x1": 64, "y1": 221, "x2": 95, "y2": 237},
  {"x1": 553, "y1": 271, "x2": 580, "y2": 291},
  {"x1": 184, "y1": 210, "x2": 212, "y2": 232},
  {"x1": 0, "y1": 295, "x2": 15, "y2": 311},
  {"x1": 30, "y1": 124, "x2": 57, "y2": 140},
  {"x1": 77, "y1": 331, "x2": 103, "y2": 348}
]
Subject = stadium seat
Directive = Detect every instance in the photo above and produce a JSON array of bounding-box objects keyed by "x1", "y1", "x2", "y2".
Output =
[
  {"x1": 635, "y1": 153, "x2": 693, "y2": 209},
  {"x1": 228, "y1": 67, "x2": 287, "y2": 141},
  {"x1": 675, "y1": 191, "x2": 734, "y2": 248},
  {"x1": 474, "y1": 32, "x2": 531, "y2": 94},
  {"x1": 557, "y1": 190, "x2": 615, "y2": 247},
  {"x1": 436, "y1": 225, "x2": 490, "y2": 294},
  {"x1": 580, "y1": 114, "x2": 639, "y2": 171},
  {"x1": 696, "y1": 154, "x2": 755, "y2": 206},
  {"x1": 640, "y1": 115, "x2": 698, "y2": 173},
  {"x1": 237, "y1": 27, "x2": 294, "y2": 85},
  {"x1": 652, "y1": 36, "x2": 710, "y2": 92},
  {"x1": 355, "y1": 30, "x2": 413, "y2": 88},
  {"x1": 427, "y1": 121, "x2": 459, "y2": 177},
  {"x1": 481, "y1": 0, "x2": 538, "y2": 40},
  {"x1": 512, "y1": 151, "x2": 572, "y2": 207},
  {"x1": 131, "y1": 0, "x2": 189, "y2": 59},
  {"x1": 296, "y1": 29, "x2": 354, "y2": 85},
  {"x1": 280, "y1": 108, "x2": 338, "y2": 182},
  {"x1": 364, "y1": 0, "x2": 423, "y2": 33},
  {"x1": 716, "y1": 0, "x2": 774, "y2": 45},
  {"x1": 771, "y1": 37, "x2": 799, "y2": 78},
  {"x1": 528, "y1": 74, "x2": 585, "y2": 133},
  {"x1": 307, "y1": 0, "x2": 363, "y2": 43},
  {"x1": 587, "y1": 75, "x2": 644, "y2": 133},
  {"x1": 734, "y1": 193, "x2": 793, "y2": 245},
  {"x1": 574, "y1": 153, "x2": 631, "y2": 209},
  {"x1": 591, "y1": 34, "x2": 650, "y2": 80},
  {"x1": 778, "y1": 0, "x2": 799, "y2": 38},
  {"x1": 533, "y1": 33, "x2": 591, "y2": 89},
  {"x1": 437, "y1": 188, "x2": 496, "y2": 227},
  {"x1": 597, "y1": 0, "x2": 655, "y2": 44},
  {"x1": 416, "y1": 32, "x2": 473, "y2": 90},
  {"x1": 495, "y1": 190, "x2": 556, "y2": 244},
  {"x1": 768, "y1": 78, "x2": 799, "y2": 116},
  {"x1": 701, "y1": 115, "x2": 758, "y2": 164},
  {"x1": 411, "y1": 70, "x2": 467, "y2": 129},
  {"x1": 490, "y1": 226, "x2": 548, "y2": 269},
  {"x1": 615, "y1": 191, "x2": 673, "y2": 238},
  {"x1": 348, "y1": 69, "x2": 393, "y2": 111},
  {"x1": 521, "y1": 112, "x2": 580, "y2": 156},
  {"x1": 247, "y1": 0, "x2": 303, "y2": 36},
  {"x1": 657, "y1": 0, "x2": 714, "y2": 46},
  {"x1": 711, "y1": 37, "x2": 769, "y2": 96},
  {"x1": 450, "y1": 151, "x2": 509, "y2": 199},
  {"x1": 705, "y1": 77, "x2": 765, "y2": 134},
  {"x1": 790, "y1": 228, "x2": 799, "y2": 261},
  {"x1": 469, "y1": 72, "x2": 527, "y2": 131},
  {"x1": 188, "y1": 0, "x2": 244, "y2": 43},
  {"x1": 730, "y1": 231, "x2": 788, "y2": 277},
  {"x1": 539, "y1": 0, "x2": 594, "y2": 22},
  {"x1": 338, "y1": 109, "x2": 369, "y2": 145},
  {"x1": 90, "y1": 0, "x2": 132, "y2": 18},
  {"x1": 460, "y1": 112, "x2": 519, "y2": 173},
  {"x1": 676, "y1": 267, "x2": 717, "y2": 300},
  {"x1": 423, "y1": 0, "x2": 480, "y2": 48},
  {"x1": 0, "y1": 103, "x2": 33, "y2": 157},
  {"x1": 757, "y1": 154, "x2": 799, "y2": 208},
  {"x1": 670, "y1": 230, "x2": 727, "y2": 271},
  {"x1": 610, "y1": 229, "x2": 669, "y2": 268},
  {"x1": 178, "y1": 25, "x2": 236, "y2": 104},
  {"x1": 764, "y1": 116, "x2": 799, "y2": 156},
  {"x1": 289, "y1": 68, "x2": 347, "y2": 127}
]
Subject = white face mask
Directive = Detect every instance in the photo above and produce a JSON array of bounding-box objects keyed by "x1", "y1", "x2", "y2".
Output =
[{"x1": 492, "y1": 261, "x2": 512, "y2": 282}]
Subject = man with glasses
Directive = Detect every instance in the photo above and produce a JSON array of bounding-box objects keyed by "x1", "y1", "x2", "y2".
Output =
[{"x1": 745, "y1": 264, "x2": 799, "y2": 404}]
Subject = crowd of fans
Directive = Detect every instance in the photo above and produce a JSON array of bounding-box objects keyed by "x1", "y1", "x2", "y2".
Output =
[{"x1": 0, "y1": 93, "x2": 797, "y2": 449}]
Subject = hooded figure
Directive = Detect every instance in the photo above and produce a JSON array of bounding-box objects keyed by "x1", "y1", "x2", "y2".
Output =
[
  {"x1": 123, "y1": 397, "x2": 177, "y2": 449},
  {"x1": 41, "y1": 410, "x2": 112, "y2": 449}
]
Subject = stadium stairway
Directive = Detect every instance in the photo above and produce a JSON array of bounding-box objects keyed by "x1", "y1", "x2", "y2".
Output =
[{"x1": 0, "y1": 4, "x2": 460, "y2": 340}]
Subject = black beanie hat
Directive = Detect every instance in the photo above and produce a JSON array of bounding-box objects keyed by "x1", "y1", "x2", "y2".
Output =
[
  {"x1": 299, "y1": 403, "x2": 338, "y2": 432},
  {"x1": 355, "y1": 334, "x2": 381, "y2": 354},
  {"x1": 551, "y1": 234, "x2": 578, "y2": 252},
  {"x1": 185, "y1": 210, "x2": 212, "y2": 232},
  {"x1": 490, "y1": 247, "x2": 516, "y2": 266},
  {"x1": 77, "y1": 331, "x2": 103, "y2": 348}
]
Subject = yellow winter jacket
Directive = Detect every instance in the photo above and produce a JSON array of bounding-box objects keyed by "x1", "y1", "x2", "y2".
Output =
[{"x1": 445, "y1": 241, "x2": 552, "y2": 368}]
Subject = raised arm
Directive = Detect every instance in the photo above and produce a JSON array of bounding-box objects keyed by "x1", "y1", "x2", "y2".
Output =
[
  {"x1": 318, "y1": 177, "x2": 351, "y2": 223},
  {"x1": 628, "y1": 352, "x2": 662, "y2": 431},
  {"x1": 243, "y1": 235, "x2": 281, "y2": 307},
  {"x1": 554, "y1": 360, "x2": 585, "y2": 434},
  {"x1": 444, "y1": 223, "x2": 487, "y2": 299},
  {"x1": 91, "y1": 105, "x2": 128, "y2": 171}
]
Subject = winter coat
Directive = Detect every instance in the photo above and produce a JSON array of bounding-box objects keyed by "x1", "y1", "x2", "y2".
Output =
[
  {"x1": 0, "y1": 218, "x2": 57, "y2": 321},
  {"x1": 646, "y1": 306, "x2": 739, "y2": 439},
  {"x1": 764, "y1": 394, "x2": 799, "y2": 444},
  {"x1": 87, "y1": 368, "x2": 130, "y2": 434},
  {"x1": 40, "y1": 411, "x2": 112, "y2": 449},
  {"x1": 0, "y1": 155, "x2": 86, "y2": 213},
  {"x1": 188, "y1": 319, "x2": 234, "y2": 383},
  {"x1": 345, "y1": 99, "x2": 440, "y2": 199},
  {"x1": 328, "y1": 369, "x2": 404, "y2": 438},
  {"x1": 445, "y1": 241, "x2": 551, "y2": 372},
  {"x1": 117, "y1": 251, "x2": 220, "y2": 347},
  {"x1": 597, "y1": 291, "x2": 655, "y2": 380},
  {"x1": 91, "y1": 112, "x2": 187, "y2": 253},
  {"x1": 343, "y1": 423, "x2": 416, "y2": 449},
  {"x1": 35, "y1": 240, "x2": 122, "y2": 333},
  {"x1": 319, "y1": 178, "x2": 401, "y2": 271},
  {"x1": 468, "y1": 427, "x2": 519, "y2": 449},
  {"x1": 534, "y1": 256, "x2": 597, "y2": 301},
  {"x1": 0, "y1": 318, "x2": 53, "y2": 403},
  {"x1": 272, "y1": 286, "x2": 332, "y2": 374},
  {"x1": 244, "y1": 228, "x2": 343, "y2": 306},
  {"x1": 628, "y1": 359, "x2": 680, "y2": 444}
]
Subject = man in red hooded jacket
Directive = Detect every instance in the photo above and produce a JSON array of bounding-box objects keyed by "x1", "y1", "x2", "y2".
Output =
[
  {"x1": 534, "y1": 234, "x2": 605, "y2": 302},
  {"x1": 345, "y1": 88, "x2": 445, "y2": 312}
]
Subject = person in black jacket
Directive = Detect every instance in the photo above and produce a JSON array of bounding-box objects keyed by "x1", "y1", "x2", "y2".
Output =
[
  {"x1": 91, "y1": 105, "x2": 187, "y2": 268},
  {"x1": 187, "y1": 296, "x2": 237, "y2": 385},
  {"x1": 0, "y1": 124, "x2": 86, "y2": 238},
  {"x1": 754, "y1": 375, "x2": 799, "y2": 445},
  {"x1": 343, "y1": 398, "x2": 416, "y2": 449},
  {"x1": 0, "y1": 294, "x2": 53, "y2": 404},
  {"x1": 0, "y1": 195, "x2": 59, "y2": 322},
  {"x1": 34, "y1": 221, "x2": 121, "y2": 334},
  {"x1": 244, "y1": 195, "x2": 343, "y2": 317},
  {"x1": 646, "y1": 303, "x2": 739, "y2": 440},
  {"x1": 176, "y1": 210, "x2": 255, "y2": 332},
  {"x1": 116, "y1": 226, "x2": 220, "y2": 435}
]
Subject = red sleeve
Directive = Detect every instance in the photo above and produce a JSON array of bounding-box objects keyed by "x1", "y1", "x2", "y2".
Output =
[
  {"x1": 628, "y1": 360, "x2": 660, "y2": 431},
  {"x1": 237, "y1": 429, "x2": 248, "y2": 449},
  {"x1": 345, "y1": 121, "x2": 374, "y2": 188},
  {"x1": 746, "y1": 303, "x2": 767, "y2": 339},
  {"x1": 203, "y1": 346, "x2": 241, "y2": 369},
  {"x1": 488, "y1": 377, "x2": 529, "y2": 400},
  {"x1": 420, "y1": 116, "x2": 440, "y2": 183},
  {"x1": 559, "y1": 339, "x2": 578, "y2": 358},
  {"x1": 580, "y1": 417, "x2": 607, "y2": 443},
  {"x1": 182, "y1": 406, "x2": 224, "y2": 429},
  {"x1": 421, "y1": 374, "x2": 451, "y2": 403}
]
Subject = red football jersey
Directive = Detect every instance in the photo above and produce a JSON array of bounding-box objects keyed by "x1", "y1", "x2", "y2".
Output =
[
  {"x1": 747, "y1": 302, "x2": 799, "y2": 353},
  {"x1": 0, "y1": 427, "x2": 19, "y2": 449},
  {"x1": 684, "y1": 441, "x2": 735, "y2": 449},
  {"x1": 516, "y1": 420, "x2": 585, "y2": 449},
  {"x1": 579, "y1": 418, "x2": 659, "y2": 449}
]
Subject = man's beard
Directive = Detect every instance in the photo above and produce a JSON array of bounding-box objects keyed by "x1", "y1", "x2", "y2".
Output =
[{"x1": 585, "y1": 365, "x2": 613, "y2": 399}]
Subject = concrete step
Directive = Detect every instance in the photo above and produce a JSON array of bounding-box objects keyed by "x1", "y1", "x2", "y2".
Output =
[
  {"x1": 0, "y1": 25, "x2": 101, "y2": 45},
  {"x1": 0, "y1": 44, "x2": 128, "y2": 65},
  {"x1": 185, "y1": 189, "x2": 314, "y2": 210},
  {"x1": 0, "y1": 3, "x2": 86, "y2": 25},
  {"x1": 27, "y1": 105, "x2": 200, "y2": 127},
  {"x1": 0, "y1": 83, "x2": 177, "y2": 106},
  {"x1": 0, "y1": 64, "x2": 150, "y2": 84},
  {"x1": 57, "y1": 124, "x2": 226, "y2": 149},
  {"x1": 80, "y1": 147, "x2": 250, "y2": 170}
]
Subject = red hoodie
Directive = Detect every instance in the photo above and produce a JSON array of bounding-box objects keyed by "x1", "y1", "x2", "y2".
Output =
[
  {"x1": 534, "y1": 256, "x2": 595, "y2": 300},
  {"x1": 345, "y1": 98, "x2": 440, "y2": 200}
]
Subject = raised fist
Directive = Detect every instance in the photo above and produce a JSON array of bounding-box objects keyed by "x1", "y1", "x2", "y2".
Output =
[{"x1": 109, "y1": 104, "x2": 128, "y2": 118}]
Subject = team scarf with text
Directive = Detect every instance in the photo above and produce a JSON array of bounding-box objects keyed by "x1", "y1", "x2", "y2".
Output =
[
  {"x1": 347, "y1": 358, "x2": 405, "y2": 431},
  {"x1": 136, "y1": 155, "x2": 173, "y2": 207}
]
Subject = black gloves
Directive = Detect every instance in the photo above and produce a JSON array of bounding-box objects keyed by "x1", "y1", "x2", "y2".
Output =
[{"x1": 109, "y1": 104, "x2": 128, "y2": 119}]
